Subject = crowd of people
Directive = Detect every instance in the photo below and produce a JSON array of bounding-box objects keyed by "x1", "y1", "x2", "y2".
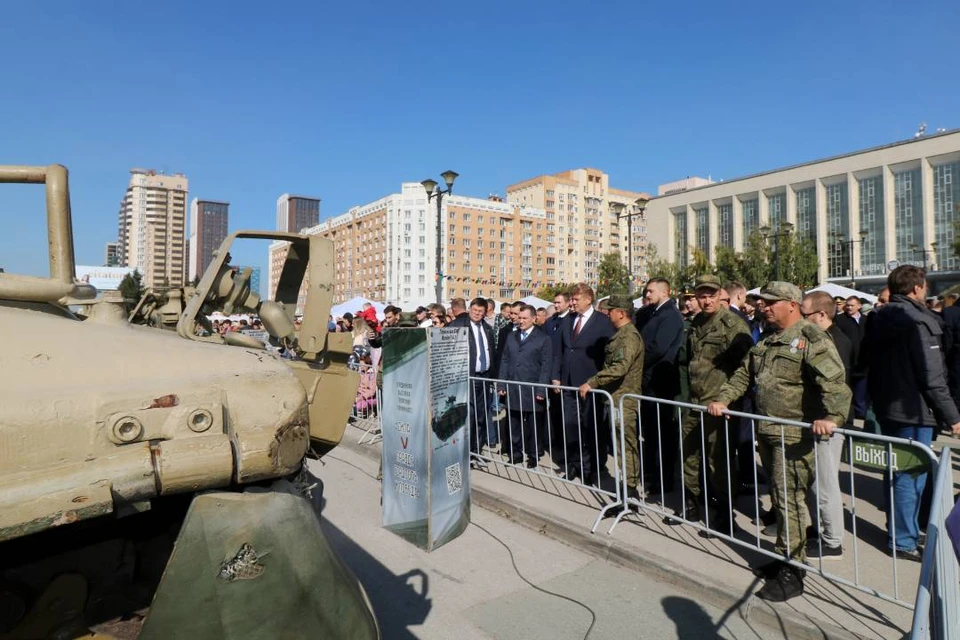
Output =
[{"x1": 335, "y1": 265, "x2": 958, "y2": 603}]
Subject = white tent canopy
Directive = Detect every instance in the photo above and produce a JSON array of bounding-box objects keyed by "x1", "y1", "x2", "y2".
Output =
[
  {"x1": 330, "y1": 296, "x2": 386, "y2": 319},
  {"x1": 746, "y1": 282, "x2": 877, "y2": 304},
  {"x1": 518, "y1": 294, "x2": 551, "y2": 308}
]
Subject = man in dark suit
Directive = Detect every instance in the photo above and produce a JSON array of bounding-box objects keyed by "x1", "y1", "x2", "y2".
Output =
[
  {"x1": 835, "y1": 295, "x2": 866, "y2": 418},
  {"x1": 941, "y1": 299, "x2": 960, "y2": 410},
  {"x1": 544, "y1": 291, "x2": 573, "y2": 466},
  {"x1": 551, "y1": 283, "x2": 614, "y2": 484},
  {"x1": 498, "y1": 304, "x2": 553, "y2": 468},
  {"x1": 634, "y1": 277, "x2": 684, "y2": 493},
  {"x1": 724, "y1": 281, "x2": 751, "y2": 327},
  {"x1": 494, "y1": 302, "x2": 519, "y2": 373},
  {"x1": 450, "y1": 297, "x2": 497, "y2": 464}
]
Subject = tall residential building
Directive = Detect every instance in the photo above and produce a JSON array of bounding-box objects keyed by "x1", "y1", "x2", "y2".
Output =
[
  {"x1": 188, "y1": 198, "x2": 230, "y2": 282},
  {"x1": 645, "y1": 129, "x2": 960, "y2": 288},
  {"x1": 276, "y1": 194, "x2": 321, "y2": 232},
  {"x1": 116, "y1": 168, "x2": 189, "y2": 289},
  {"x1": 104, "y1": 242, "x2": 119, "y2": 267},
  {"x1": 505, "y1": 168, "x2": 649, "y2": 284}
]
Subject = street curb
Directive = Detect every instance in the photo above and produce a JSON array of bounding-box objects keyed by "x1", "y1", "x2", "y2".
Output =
[{"x1": 338, "y1": 433, "x2": 863, "y2": 640}]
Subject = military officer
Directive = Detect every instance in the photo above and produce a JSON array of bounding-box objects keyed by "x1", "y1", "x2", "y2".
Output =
[
  {"x1": 707, "y1": 281, "x2": 850, "y2": 603},
  {"x1": 579, "y1": 295, "x2": 645, "y2": 499},
  {"x1": 669, "y1": 275, "x2": 753, "y2": 533}
]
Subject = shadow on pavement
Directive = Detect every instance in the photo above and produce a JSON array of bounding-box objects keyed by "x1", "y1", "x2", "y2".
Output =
[{"x1": 305, "y1": 468, "x2": 432, "y2": 639}]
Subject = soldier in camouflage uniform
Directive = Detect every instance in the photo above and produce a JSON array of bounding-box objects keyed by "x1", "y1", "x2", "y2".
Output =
[
  {"x1": 670, "y1": 275, "x2": 753, "y2": 532},
  {"x1": 579, "y1": 295, "x2": 645, "y2": 500},
  {"x1": 708, "y1": 282, "x2": 850, "y2": 602}
]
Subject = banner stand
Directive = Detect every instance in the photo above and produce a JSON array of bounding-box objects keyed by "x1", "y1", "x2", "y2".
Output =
[{"x1": 381, "y1": 327, "x2": 471, "y2": 551}]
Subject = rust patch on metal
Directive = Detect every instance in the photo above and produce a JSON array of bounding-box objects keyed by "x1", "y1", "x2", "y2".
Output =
[
  {"x1": 148, "y1": 394, "x2": 178, "y2": 409},
  {"x1": 52, "y1": 511, "x2": 79, "y2": 527}
]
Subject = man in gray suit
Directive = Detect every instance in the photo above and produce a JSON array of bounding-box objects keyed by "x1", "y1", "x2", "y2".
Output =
[{"x1": 498, "y1": 304, "x2": 553, "y2": 468}]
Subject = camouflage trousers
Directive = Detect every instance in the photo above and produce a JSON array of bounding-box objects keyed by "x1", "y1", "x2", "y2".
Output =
[
  {"x1": 619, "y1": 399, "x2": 640, "y2": 489},
  {"x1": 681, "y1": 411, "x2": 738, "y2": 501},
  {"x1": 758, "y1": 428, "x2": 815, "y2": 561}
]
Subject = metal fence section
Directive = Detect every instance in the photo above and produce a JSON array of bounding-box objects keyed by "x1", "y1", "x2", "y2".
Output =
[
  {"x1": 467, "y1": 375, "x2": 622, "y2": 531},
  {"x1": 613, "y1": 393, "x2": 941, "y2": 610},
  {"x1": 911, "y1": 448, "x2": 960, "y2": 639}
]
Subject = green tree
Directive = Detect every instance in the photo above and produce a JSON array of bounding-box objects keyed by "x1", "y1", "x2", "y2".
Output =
[
  {"x1": 597, "y1": 252, "x2": 630, "y2": 297},
  {"x1": 119, "y1": 269, "x2": 145, "y2": 313},
  {"x1": 741, "y1": 231, "x2": 772, "y2": 288},
  {"x1": 713, "y1": 245, "x2": 744, "y2": 284},
  {"x1": 536, "y1": 282, "x2": 571, "y2": 301}
]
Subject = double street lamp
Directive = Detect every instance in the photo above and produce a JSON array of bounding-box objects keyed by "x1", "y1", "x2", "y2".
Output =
[
  {"x1": 909, "y1": 242, "x2": 938, "y2": 272},
  {"x1": 831, "y1": 229, "x2": 869, "y2": 289},
  {"x1": 759, "y1": 222, "x2": 794, "y2": 281},
  {"x1": 421, "y1": 170, "x2": 459, "y2": 304},
  {"x1": 609, "y1": 196, "x2": 650, "y2": 294}
]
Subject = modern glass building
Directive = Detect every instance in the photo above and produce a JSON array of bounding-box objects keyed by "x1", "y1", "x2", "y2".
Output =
[{"x1": 647, "y1": 130, "x2": 960, "y2": 290}]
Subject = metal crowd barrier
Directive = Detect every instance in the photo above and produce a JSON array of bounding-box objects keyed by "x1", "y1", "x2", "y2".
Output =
[
  {"x1": 350, "y1": 362, "x2": 382, "y2": 444},
  {"x1": 467, "y1": 375, "x2": 622, "y2": 531},
  {"x1": 613, "y1": 393, "x2": 940, "y2": 610},
  {"x1": 911, "y1": 448, "x2": 960, "y2": 639}
]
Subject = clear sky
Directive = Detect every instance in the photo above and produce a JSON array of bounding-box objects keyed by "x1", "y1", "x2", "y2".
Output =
[{"x1": 2, "y1": 0, "x2": 957, "y2": 286}]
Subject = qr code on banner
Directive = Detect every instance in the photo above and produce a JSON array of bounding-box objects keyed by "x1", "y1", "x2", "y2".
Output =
[{"x1": 445, "y1": 463, "x2": 463, "y2": 495}]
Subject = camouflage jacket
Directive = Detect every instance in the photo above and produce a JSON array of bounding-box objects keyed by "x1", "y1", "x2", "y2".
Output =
[
  {"x1": 716, "y1": 319, "x2": 851, "y2": 434},
  {"x1": 586, "y1": 322, "x2": 645, "y2": 401},
  {"x1": 685, "y1": 307, "x2": 753, "y2": 403}
]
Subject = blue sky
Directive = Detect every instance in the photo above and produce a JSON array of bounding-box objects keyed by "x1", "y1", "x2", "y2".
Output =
[{"x1": 2, "y1": 0, "x2": 958, "y2": 286}]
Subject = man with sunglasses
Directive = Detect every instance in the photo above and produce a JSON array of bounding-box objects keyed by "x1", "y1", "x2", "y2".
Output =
[{"x1": 708, "y1": 281, "x2": 850, "y2": 602}]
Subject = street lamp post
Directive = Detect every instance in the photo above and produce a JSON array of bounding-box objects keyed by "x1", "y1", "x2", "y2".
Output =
[
  {"x1": 609, "y1": 196, "x2": 650, "y2": 294},
  {"x1": 759, "y1": 222, "x2": 795, "y2": 281},
  {"x1": 832, "y1": 229, "x2": 868, "y2": 288},
  {"x1": 421, "y1": 170, "x2": 459, "y2": 304}
]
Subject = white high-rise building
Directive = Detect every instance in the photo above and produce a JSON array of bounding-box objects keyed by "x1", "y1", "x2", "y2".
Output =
[{"x1": 117, "y1": 169, "x2": 189, "y2": 289}]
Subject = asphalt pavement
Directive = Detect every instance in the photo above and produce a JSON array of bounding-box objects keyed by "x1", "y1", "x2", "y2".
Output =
[{"x1": 309, "y1": 445, "x2": 782, "y2": 639}]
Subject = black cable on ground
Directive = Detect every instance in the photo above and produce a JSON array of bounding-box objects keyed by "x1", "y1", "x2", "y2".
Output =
[
  {"x1": 326, "y1": 454, "x2": 381, "y2": 482},
  {"x1": 472, "y1": 521, "x2": 596, "y2": 640}
]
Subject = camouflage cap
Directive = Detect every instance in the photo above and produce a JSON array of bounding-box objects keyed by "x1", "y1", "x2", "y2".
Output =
[
  {"x1": 607, "y1": 294, "x2": 634, "y2": 311},
  {"x1": 757, "y1": 281, "x2": 803, "y2": 304},
  {"x1": 694, "y1": 274, "x2": 723, "y2": 291},
  {"x1": 596, "y1": 298, "x2": 611, "y2": 311}
]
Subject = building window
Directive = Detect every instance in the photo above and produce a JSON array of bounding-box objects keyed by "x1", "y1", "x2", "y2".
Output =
[
  {"x1": 858, "y1": 176, "x2": 885, "y2": 276},
  {"x1": 894, "y1": 168, "x2": 924, "y2": 265},
  {"x1": 934, "y1": 162, "x2": 960, "y2": 270},
  {"x1": 695, "y1": 206, "x2": 709, "y2": 254},
  {"x1": 717, "y1": 203, "x2": 733, "y2": 248},
  {"x1": 796, "y1": 187, "x2": 816, "y2": 244},
  {"x1": 826, "y1": 182, "x2": 850, "y2": 279},
  {"x1": 741, "y1": 198, "x2": 759, "y2": 239},
  {"x1": 674, "y1": 210, "x2": 688, "y2": 267},
  {"x1": 768, "y1": 193, "x2": 786, "y2": 229}
]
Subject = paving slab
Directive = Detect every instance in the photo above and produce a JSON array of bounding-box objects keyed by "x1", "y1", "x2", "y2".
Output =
[{"x1": 342, "y1": 419, "x2": 960, "y2": 639}]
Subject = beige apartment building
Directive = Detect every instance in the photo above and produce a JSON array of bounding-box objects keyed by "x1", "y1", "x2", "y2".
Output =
[
  {"x1": 117, "y1": 169, "x2": 189, "y2": 289},
  {"x1": 505, "y1": 168, "x2": 650, "y2": 285},
  {"x1": 646, "y1": 129, "x2": 960, "y2": 288}
]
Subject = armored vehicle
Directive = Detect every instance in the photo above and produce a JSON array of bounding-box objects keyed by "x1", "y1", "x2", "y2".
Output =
[{"x1": 0, "y1": 165, "x2": 378, "y2": 638}]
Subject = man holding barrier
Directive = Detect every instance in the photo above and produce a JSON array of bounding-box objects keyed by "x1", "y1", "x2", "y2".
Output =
[
  {"x1": 707, "y1": 281, "x2": 850, "y2": 602},
  {"x1": 578, "y1": 295, "x2": 645, "y2": 501}
]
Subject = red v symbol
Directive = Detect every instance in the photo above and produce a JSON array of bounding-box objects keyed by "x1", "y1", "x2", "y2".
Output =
[{"x1": 401, "y1": 436, "x2": 409, "y2": 449}]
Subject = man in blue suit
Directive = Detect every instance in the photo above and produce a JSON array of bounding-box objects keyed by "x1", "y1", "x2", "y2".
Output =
[
  {"x1": 450, "y1": 297, "x2": 497, "y2": 464},
  {"x1": 544, "y1": 291, "x2": 574, "y2": 465},
  {"x1": 498, "y1": 304, "x2": 553, "y2": 468},
  {"x1": 551, "y1": 283, "x2": 615, "y2": 484}
]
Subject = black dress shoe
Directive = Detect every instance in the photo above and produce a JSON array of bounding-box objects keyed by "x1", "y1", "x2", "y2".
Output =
[
  {"x1": 894, "y1": 548, "x2": 923, "y2": 562},
  {"x1": 664, "y1": 497, "x2": 701, "y2": 525}
]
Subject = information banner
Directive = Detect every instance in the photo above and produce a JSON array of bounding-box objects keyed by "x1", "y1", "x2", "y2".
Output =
[{"x1": 381, "y1": 326, "x2": 470, "y2": 551}]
